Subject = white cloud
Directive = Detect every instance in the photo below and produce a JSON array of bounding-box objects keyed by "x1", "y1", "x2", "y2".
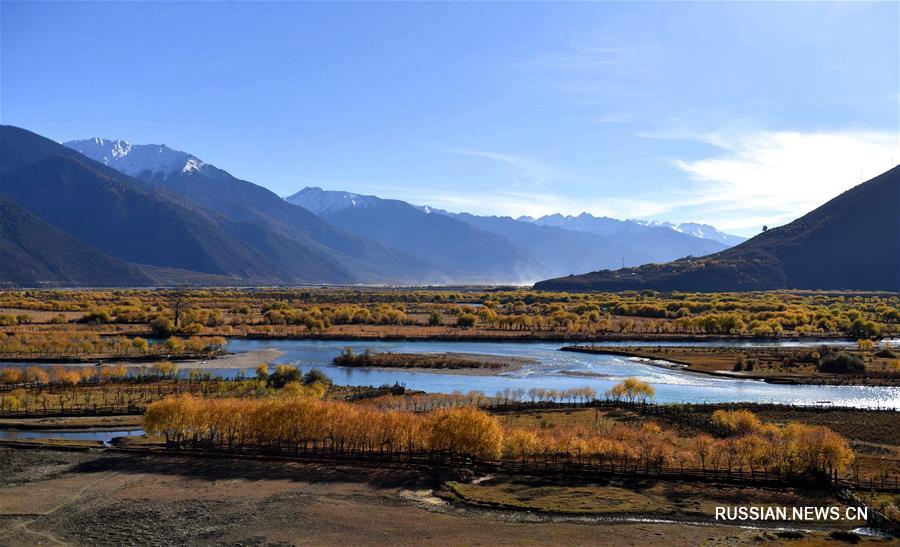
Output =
[
  {"x1": 289, "y1": 129, "x2": 898, "y2": 237},
  {"x1": 648, "y1": 129, "x2": 900, "y2": 233}
]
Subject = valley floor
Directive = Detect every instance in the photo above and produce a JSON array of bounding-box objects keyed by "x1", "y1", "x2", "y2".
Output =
[{"x1": 0, "y1": 447, "x2": 878, "y2": 546}]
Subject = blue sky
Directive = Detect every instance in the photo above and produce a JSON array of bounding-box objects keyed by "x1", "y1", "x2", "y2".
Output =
[{"x1": 2, "y1": 1, "x2": 897, "y2": 236}]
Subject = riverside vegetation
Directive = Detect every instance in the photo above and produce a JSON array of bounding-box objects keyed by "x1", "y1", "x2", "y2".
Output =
[
  {"x1": 0, "y1": 288, "x2": 895, "y2": 343},
  {"x1": 562, "y1": 341, "x2": 900, "y2": 385},
  {"x1": 2, "y1": 366, "x2": 898, "y2": 534},
  {"x1": 142, "y1": 380, "x2": 858, "y2": 482},
  {"x1": 1, "y1": 288, "x2": 898, "y2": 536}
]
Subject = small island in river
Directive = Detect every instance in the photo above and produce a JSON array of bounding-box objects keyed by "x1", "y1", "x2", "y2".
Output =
[{"x1": 332, "y1": 348, "x2": 534, "y2": 375}]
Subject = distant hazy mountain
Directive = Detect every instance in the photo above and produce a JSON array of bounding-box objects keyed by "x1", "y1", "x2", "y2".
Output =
[
  {"x1": 535, "y1": 166, "x2": 900, "y2": 292},
  {"x1": 286, "y1": 187, "x2": 540, "y2": 283},
  {"x1": 0, "y1": 194, "x2": 153, "y2": 287},
  {"x1": 521, "y1": 213, "x2": 744, "y2": 247},
  {"x1": 635, "y1": 220, "x2": 746, "y2": 246},
  {"x1": 445, "y1": 212, "x2": 652, "y2": 276},
  {"x1": 65, "y1": 138, "x2": 433, "y2": 283},
  {"x1": 522, "y1": 213, "x2": 730, "y2": 263},
  {"x1": 287, "y1": 187, "x2": 744, "y2": 281}
]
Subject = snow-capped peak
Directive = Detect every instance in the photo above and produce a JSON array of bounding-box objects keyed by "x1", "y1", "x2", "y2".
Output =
[
  {"x1": 64, "y1": 138, "x2": 208, "y2": 178},
  {"x1": 284, "y1": 187, "x2": 380, "y2": 215},
  {"x1": 634, "y1": 220, "x2": 746, "y2": 245}
]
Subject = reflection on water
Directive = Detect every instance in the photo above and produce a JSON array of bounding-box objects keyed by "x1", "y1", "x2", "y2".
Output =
[{"x1": 0, "y1": 429, "x2": 144, "y2": 442}]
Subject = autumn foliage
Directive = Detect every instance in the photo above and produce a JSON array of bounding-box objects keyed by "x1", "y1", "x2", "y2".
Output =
[
  {"x1": 144, "y1": 396, "x2": 854, "y2": 478},
  {"x1": 145, "y1": 394, "x2": 503, "y2": 460}
]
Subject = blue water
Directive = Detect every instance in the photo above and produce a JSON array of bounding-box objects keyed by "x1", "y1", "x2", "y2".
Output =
[
  {"x1": 4, "y1": 337, "x2": 897, "y2": 409},
  {"x1": 0, "y1": 428, "x2": 144, "y2": 442},
  {"x1": 217, "y1": 338, "x2": 900, "y2": 409}
]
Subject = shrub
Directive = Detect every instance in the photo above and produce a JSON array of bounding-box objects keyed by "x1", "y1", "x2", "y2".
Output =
[
  {"x1": 849, "y1": 319, "x2": 880, "y2": 339},
  {"x1": 817, "y1": 352, "x2": 865, "y2": 374},
  {"x1": 456, "y1": 313, "x2": 478, "y2": 329},
  {"x1": 79, "y1": 311, "x2": 111, "y2": 324},
  {"x1": 267, "y1": 365, "x2": 301, "y2": 388},
  {"x1": 874, "y1": 348, "x2": 897, "y2": 358},
  {"x1": 180, "y1": 322, "x2": 205, "y2": 335},
  {"x1": 150, "y1": 317, "x2": 176, "y2": 337},
  {"x1": 303, "y1": 368, "x2": 332, "y2": 386}
]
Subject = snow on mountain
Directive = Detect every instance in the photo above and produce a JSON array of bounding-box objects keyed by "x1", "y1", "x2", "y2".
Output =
[
  {"x1": 523, "y1": 212, "x2": 744, "y2": 246},
  {"x1": 635, "y1": 220, "x2": 746, "y2": 246},
  {"x1": 283, "y1": 187, "x2": 381, "y2": 215},
  {"x1": 64, "y1": 138, "x2": 210, "y2": 178},
  {"x1": 524, "y1": 212, "x2": 627, "y2": 238}
]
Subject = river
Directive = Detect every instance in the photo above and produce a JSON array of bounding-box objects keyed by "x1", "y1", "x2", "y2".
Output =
[
  {"x1": 0, "y1": 428, "x2": 144, "y2": 443},
  {"x1": 210, "y1": 338, "x2": 900, "y2": 409},
  {"x1": 3, "y1": 337, "x2": 898, "y2": 409}
]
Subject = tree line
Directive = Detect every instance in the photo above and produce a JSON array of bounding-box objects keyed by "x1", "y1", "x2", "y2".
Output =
[{"x1": 144, "y1": 394, "x2": 855, "y2": 480}]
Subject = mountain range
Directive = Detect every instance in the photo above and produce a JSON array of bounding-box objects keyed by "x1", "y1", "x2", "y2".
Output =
[
  {"x1": 0, "y1": 127, "x2": 405, "y2": 286},
  {"x1": 520, "y1": 213, "x2": 740, "y2": 262},
  {"x1": 552, "y1": 216, "x2": 743, "y2": 247},
  {"x1": 286, "y1": 187, "x2": 740, "y2": 279},
  {"x1": 64, "y1": 137, "x2": 433, "y2": 284},
  {"x1": 534, "y1": 166, "x2": 900, "y2": 292},
  {"x1": 6, "y1": 124, "x2": 882, "y2": 291}
]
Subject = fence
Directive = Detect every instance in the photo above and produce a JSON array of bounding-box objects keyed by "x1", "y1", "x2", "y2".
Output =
[
  {"x1": 833, "y1": 484, "x2": 900, "y2": 536},
  {"x1": 0, "y1": 404, "x2": 147, "y2": 417},
  {"x1": 163, "y1": 439, "x2": 897, "y2": 535}
]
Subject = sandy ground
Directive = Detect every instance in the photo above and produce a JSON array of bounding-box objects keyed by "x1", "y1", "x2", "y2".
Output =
[
  {"x1": 174, "y1": 348, "x2": 284, "y2": 370},
  {"x1": 9, "y1": 349, "x2": 285, "y2": 371},
  {"x1": 0, "y1": 447, "x2": 829, "y2": 547}
]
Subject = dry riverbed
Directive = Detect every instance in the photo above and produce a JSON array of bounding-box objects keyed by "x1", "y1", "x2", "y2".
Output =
[{"x1": 174, "y1": 348, "x2": 284, "y2": 370}]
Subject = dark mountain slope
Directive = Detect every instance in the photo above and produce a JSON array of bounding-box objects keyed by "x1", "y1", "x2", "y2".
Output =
[
  {"x1": 0, "y1": 126, "x2": 355, "y2": 284},
  {"x1": 535, "y1": 166, "x2": 900, "y2": 292},
  {"x1": 0, "y1": 195, "x2": 152, "y2": 287},
  {"x1": 1, "y1": 156, "x2": 324, "y2": 282},
  {"x1": 65, "y1": 140, "x2": 433, "y2": 283}
]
